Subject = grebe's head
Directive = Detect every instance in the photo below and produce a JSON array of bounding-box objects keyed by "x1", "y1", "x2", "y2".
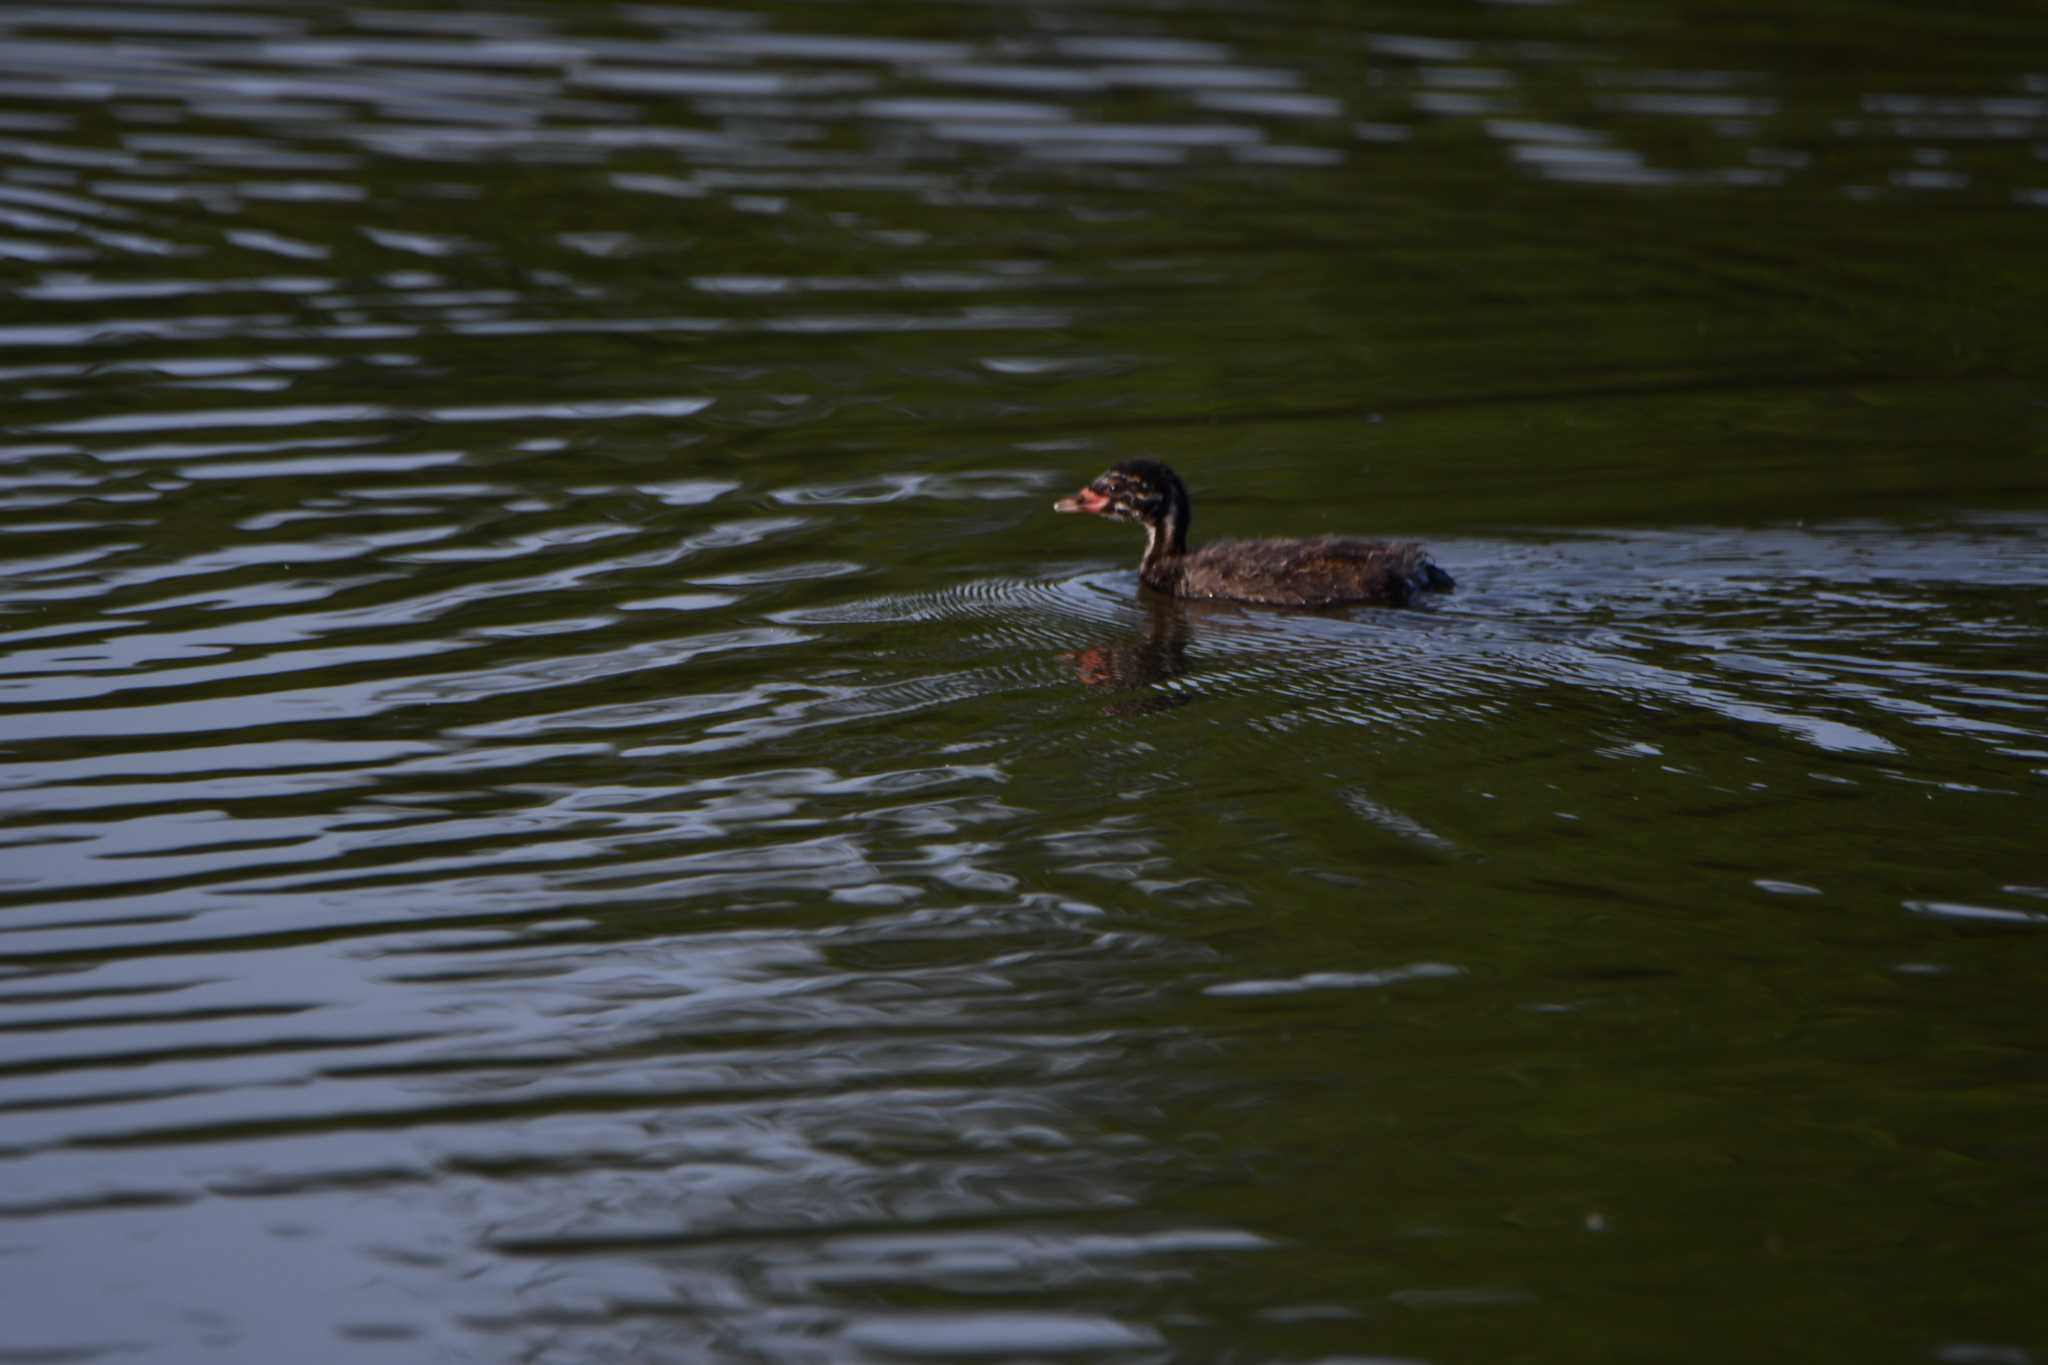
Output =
[{"x1": 1053, "y1": 460, "x2": 1189, "y2": 538}]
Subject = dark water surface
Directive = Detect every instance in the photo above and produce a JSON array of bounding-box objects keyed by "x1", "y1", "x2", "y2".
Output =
[{"x1": 3, "y1": 1, "x2": 2047, "y2": 1360}]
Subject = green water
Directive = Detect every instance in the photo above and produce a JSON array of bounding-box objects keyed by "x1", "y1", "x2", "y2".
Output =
[{"x1": 1, "y1": 1, "x2": 2045, "y2": 1361}]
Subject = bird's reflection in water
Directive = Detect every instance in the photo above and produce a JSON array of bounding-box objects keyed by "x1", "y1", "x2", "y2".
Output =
[{"x1": 1061, "y1": 594, "x2": 1200, "y2": 716}]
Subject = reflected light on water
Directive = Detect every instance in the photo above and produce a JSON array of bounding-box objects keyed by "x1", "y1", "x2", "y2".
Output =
[{"x1": 1, "y1": 0, "x2": 2046, "y2": 1361}]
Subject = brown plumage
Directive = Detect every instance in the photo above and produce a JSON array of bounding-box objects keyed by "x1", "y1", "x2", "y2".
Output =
[{"x1": 1054, "y1": 459, "x2": 1453, "y2": 608}]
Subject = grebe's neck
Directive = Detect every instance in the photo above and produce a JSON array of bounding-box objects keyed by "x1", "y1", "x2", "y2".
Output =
[
  {"x1": 1139, "y1": 524, "x2": 1179, "y2": 591},
  {"x1": 1138, "y1": 479, "x2": 1189, "y2": 590}
]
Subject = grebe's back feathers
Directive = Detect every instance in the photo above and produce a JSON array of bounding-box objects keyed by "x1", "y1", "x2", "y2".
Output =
[{"x1": 1177, "y1": 536, "x2": 1450, "y2": 608}]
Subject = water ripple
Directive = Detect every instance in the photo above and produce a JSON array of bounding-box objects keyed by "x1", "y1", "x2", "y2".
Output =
[{"x1": 1, "y1": 2, "x2": 2045, "y2": 1359}]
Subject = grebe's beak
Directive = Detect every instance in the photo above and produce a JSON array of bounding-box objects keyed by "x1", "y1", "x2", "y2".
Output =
[{"x1": 1054, "y1": 485, "x2": 1111, "y2": 515}]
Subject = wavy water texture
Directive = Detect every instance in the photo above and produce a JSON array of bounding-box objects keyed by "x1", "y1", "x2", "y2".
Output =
[{"x1": 2, "y1": 1, "x2": 2046, "y2": 1363}]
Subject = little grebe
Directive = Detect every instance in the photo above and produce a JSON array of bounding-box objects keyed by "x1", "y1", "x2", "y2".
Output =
[{"x1": 1055, "y1": 459, "x2": 1453, "y2": 608}]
